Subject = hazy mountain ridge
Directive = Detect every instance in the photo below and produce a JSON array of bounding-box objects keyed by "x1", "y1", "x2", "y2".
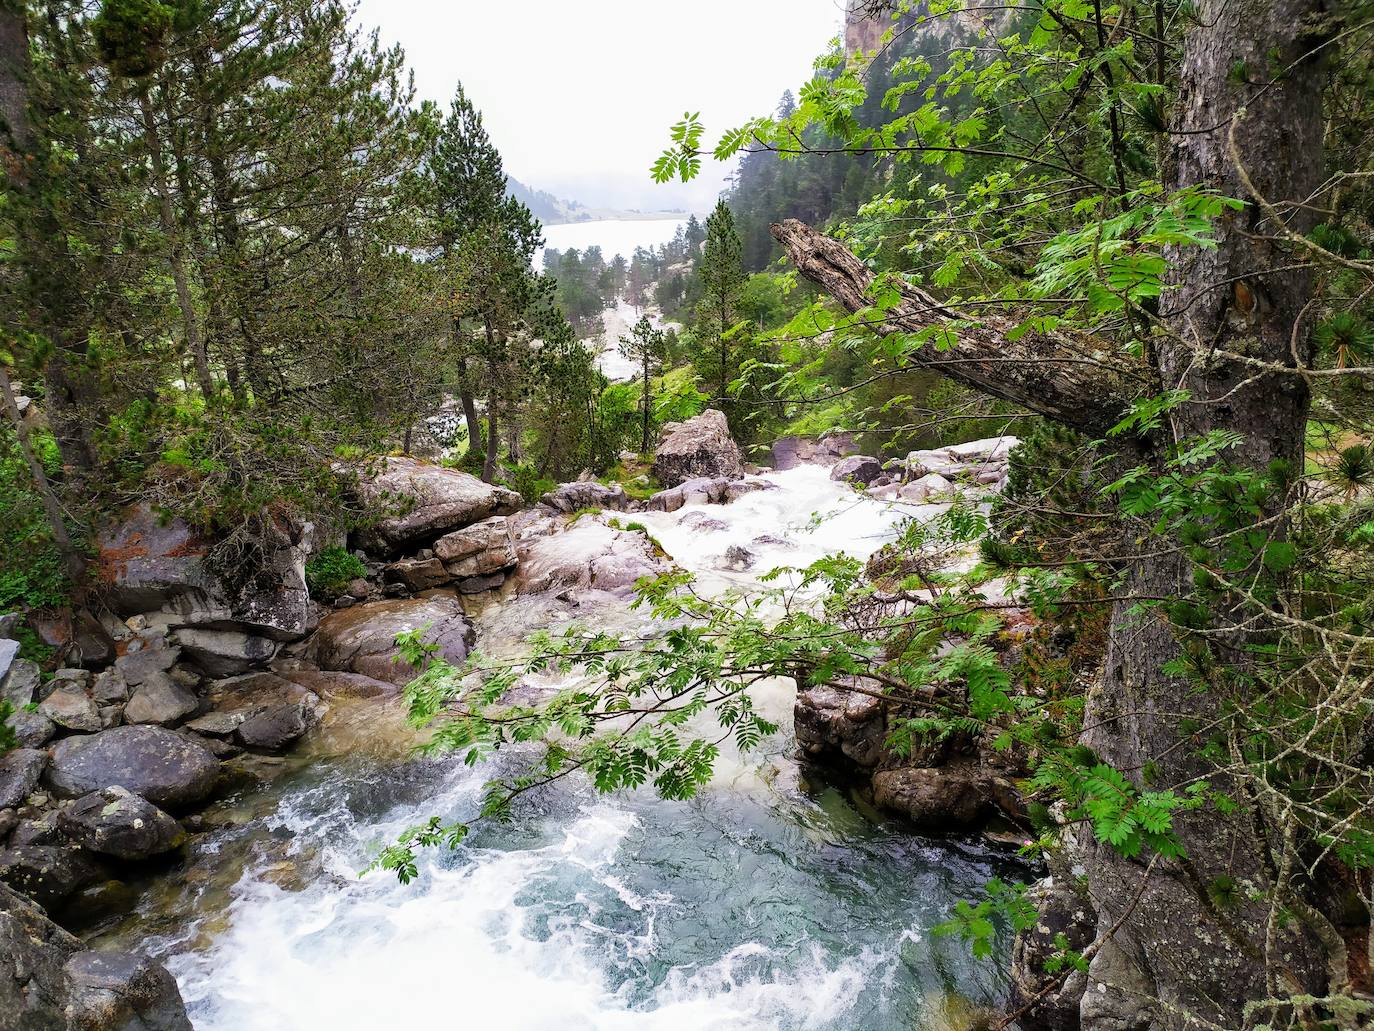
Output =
[{"x1": 506, "y1": 175, "x2": 687, "y2": 225}]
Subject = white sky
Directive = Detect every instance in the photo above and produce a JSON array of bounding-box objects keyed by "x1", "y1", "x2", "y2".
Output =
[{"x1": 353, "y1": 0, "x2": 847, "y2": 214}]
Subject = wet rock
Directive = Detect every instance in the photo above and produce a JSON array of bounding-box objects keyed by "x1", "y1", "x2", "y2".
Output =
[
  {"x1": 1, "y1": 655, "x2": 41, "y2": 708},
  {"x1": 58, "y1": 786, "x2": 186, "y2": 860},
  {"x1": 0, "y1": 844, "x2": 105, "y2": 909},
  {"x1": 648, "y1": 475, "x2": 772, "y2": 512},
  {"x1": 0, "y1": 880, "x2": 80, "y2": 1023},
  {"x1": 46, "y1": 726, "x2": 221, "y2": 811},
  {"x1": 721, "y1": 545, "x2": 755, "y2": 571},
  {"x1": 653, "y1": 409, "x2": 743, "y2": 487},
  {"x1": 382, "y1": 557, "x2": 452, "y2": 593},
  {"x1": 679, "y1": 511, "x2": 729, "y2": 533},
  {"x1": 794, "y1": 683, "x2": 889, "y2": 769},
  {"x1": 174, "y1": 627, "x2": 278, "y2": 677},
  {"x1": 352, "y1": 457, "x2": 521, "y2": 554},
  {"x1": 5, "y1": 707, "x2": 55, "y2": 748},
  {"x1": 457, "y1": 572, "x2": 506, "y2": 595},
  {"x1": 515, "y1": 520, "x2": 669, "y2": 596},
  {"x1": 771, "y1": 430, "x2": 858, "y2": 471},
  {"x1": 235, "y1": 701, "x2": 314, "y2": 751},
  {"x1": 280, "y1": 669, "x2": 399, "y2": 700},
  {"x1": 434, "y1": 516, "x2": 517, "y2": 578},
  {"x1": 96, "y1": 502, "x2": 312, "y2": 641},
  {"x1": 829, "y1": 455, "x2": 882, "y2": 486},
  {"x1": 0, "y1": 749, "x2": 47, "y2": 809},
  {"x1": 871, "y1": 764, "x2": 992, "y2": 829},
  {"x1": 541, "y1": 481, "x2": 630, "y2": 514},
  {"x1": 123, "y1": 671, "x2": 199, "y2": 728},
  {"x1": 37, "y1": 682, "x2": 102, "y2": 733},
  {"x1": 195, "y1": 672, "x2": 323, "y2": 752},
  {"x1": 311, "y1": 595, "x2": 475, "y2": 686},
  {"x1": 64, "y1": 950, "x2": 193, "y2": 1031}
]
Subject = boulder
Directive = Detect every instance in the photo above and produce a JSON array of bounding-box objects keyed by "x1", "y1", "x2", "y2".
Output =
[
  {"x1": 433, "y1": 516, "x2": 517, "y2": 578},
  {"x1": 900, "y1": 473, "x2": 954, "y2": 503},
  {"x1": 515, "y1": 521, "x2": 669, "y2": 596},
  {"x1": 37, "y1": 682, "x2": 102, "y2": 734},
  {"x1": 771, "y1": 430, "x2": 858, "y2": 471},
  {"x1": 794, "y1": 683, "x2": 890, "y2": 769},
  {"x1": 0, "y1": 880, "x2": 80, "y2": 1022},
  {"x1": 311, "y1": 595, "x2": 475, "y2": 686},
  {"x1": 173, "y1": 627, "x2": 278, "y2": 677},
  {"x1": 352, "y1": 457, "x2": 521, "y2": 554},
  {"x1": 5, "y1": 708, "x2": 55, "y2": 749},
  {"x1": 58, "y1": 787, "x2": 186, "y2": 860},
  {"x1": 456, "y1": 573, "x2": 506, "y2": 595},
  {"x1": 96, "y1": 503, "x2": 312, "y2": 641},
  {"x1": 64, "y1": 950, "x2": 194, "y2": 1031},
  {"x1": 91, "y1": 670, "x2": 129, "y2": 705},
  {"x1": 541, "y1": 481, "x2": 630, "y2": 514},
  {"x1": 721, "y1": 545, "x2": 755, "y2": 571},
  {"x1": 192, "y1": 672, "x2": 322, "y2": 751},
  {"x1": 46, "y1": 726, "x2": 221, "y2": 811},
  {"x1": 382, "y1": 557, "x2": 452, "y2": 593},
  {"x1": 69, "y1": 611, "x2": 117, "y2": 670},
  {"x1": 871, "y1": 764, "x2": 992, "y2": 829},
  {"x1": 0, "y1": 845, "x2": 105, "y2": 910},
  {"x1": 652, "y1": 410, "x2": 743, "y2": 487},
  {"x1": 1, "y1": 655, "x2": 41, "y2": 708},
  {"x1": 123, "y1": 672, "x2": 199, "y2": 728},
  {"x1": 114, "y1": 642, "x2": 181, "y2": 687},
  {"x1": 829, "y1": 455, "x2": 882, "y2": 486},
  {"x1": 945, "y1": 435, "x2": 1019, "y2": 462},
  {"x1": 647, "y1": 476, "x2": 774, "y2": 512},
  {"x1": 0, "y1": 637, "x2": 18, "y2": 690},
  {"x1": 0, "y1": 749, "x2": 47, "y2": 809},
  {"x1": 1010, "y1": 876, "x2": 1095, "y2": 1029}
]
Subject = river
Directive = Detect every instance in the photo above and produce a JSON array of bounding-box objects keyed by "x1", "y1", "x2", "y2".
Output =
[{"x1": 97, "y1": 465, "x2": 1020, "y2": 1030}]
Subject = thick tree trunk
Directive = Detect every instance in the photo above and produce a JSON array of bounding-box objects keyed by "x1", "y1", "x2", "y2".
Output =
[
  {"x1": 0, "y1": 0, "x2": 29, "y2": 156},
  {"x1": 771, "y1": 0, "x2": 1337, "y2": 1023}
]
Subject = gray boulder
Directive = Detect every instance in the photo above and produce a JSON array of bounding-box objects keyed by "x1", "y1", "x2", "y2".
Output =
[
  {"x1": 1, "y1": 655, "x2": 41, "y2": 708},
  {"x1": 174, "y1": 627, "x2": 277, "y2": 677},
  {"x1": 0, "y1": 749, "x2": 47, "y2": 809},
  {"x1": 541, "y1": 481, "x2": 630, "y2": 514},
  {"x1": 46, "y1": 726, "x2": 221, "y2": 811},
  {"x1": 0, "y1": 880, "x2": 79, "y2": 1024},
  {"x1": 114, "y1": 642, "x2": 181, "y2": 687},
  {"x1": 58, "y1": 786, "x2": 186, "y2": 860},
  {"x1": 829, "y1": 455, "x2": 882, "y2": 486},
  {"x1": 771, "y1": 430, "x2": 858, "y2": 471},
  {"x1": 65, "y1": 950, "x2": 193, "y2": 1031},
  {"x1": 794, "y1": 683, "x2": 891, "y2": 769},
  {"x1": 647, "y1": 476, "x2": 775, "y2": 513},
  {"x1": 37, "y1": 682, "x2": 102, "y2": 734},
  {"x1": 97, "y1": 502, "x2": 313, "y2": 641},
  {"x1": 352, "y1": 457, "x2": 521, "y2": 554},
  {"x1": 123, "y1": 671, "x2": 199, "y2": 728},
  {"x1": 652, "y1": 410, "x2": 743, "y2": 487},
  {"x1": 191, "y1": 673, "x2": 322, "y2": 751},
  {"x1": 433, "y1": 516, "x2": 517, "y2": 578},
  {"x1": 0, "y1": 845, "x2": 105, "y2": 910},
  {"x1": 311, "y1": 595, "x2": 475, "y2": 686},
  {"x1": 515, "y1": 520, "x2": 669, "y2": 596},
  {"x1": 5, "y1": 708, "x2": 55, "y2": 749}
]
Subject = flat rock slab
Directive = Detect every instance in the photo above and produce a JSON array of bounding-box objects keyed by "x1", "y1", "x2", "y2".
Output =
[{"x1": 46, "y1": 726, "x2": 221, "y2": 812}]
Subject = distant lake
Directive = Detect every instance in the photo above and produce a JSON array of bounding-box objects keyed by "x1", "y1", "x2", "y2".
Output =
[{"x1": 538, "y1": 217, "x2": 689, "y2": 263}]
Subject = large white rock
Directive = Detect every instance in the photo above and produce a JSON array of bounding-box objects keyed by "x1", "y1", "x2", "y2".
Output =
[
  {"x1": 516, "y1": 521, "x2": 669, "y2": 596},
  {"x1": 652, "y1": 410, "x2": 743, "y2": 487}
]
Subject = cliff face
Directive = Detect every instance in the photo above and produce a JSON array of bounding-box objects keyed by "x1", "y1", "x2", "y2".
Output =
[{"x1": 844, "y1": 0, "x2": 888, "y2": 56}]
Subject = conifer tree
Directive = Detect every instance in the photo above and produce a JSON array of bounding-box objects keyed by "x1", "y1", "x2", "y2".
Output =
[{"x1": 619, "y1": 315, "x2": 667, "y2": 453}]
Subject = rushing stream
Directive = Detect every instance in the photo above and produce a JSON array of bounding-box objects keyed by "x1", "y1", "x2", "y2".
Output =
[{"x1": 95, "y1": 466, "x2": 1022, "y2": 1030}]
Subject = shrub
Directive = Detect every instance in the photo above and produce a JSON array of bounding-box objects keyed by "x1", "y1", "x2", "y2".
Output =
[{"x1": 305, "y1": 546, "x2": 367, "y2": 599}]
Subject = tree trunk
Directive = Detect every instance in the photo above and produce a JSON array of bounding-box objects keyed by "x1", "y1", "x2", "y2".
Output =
[
  {"x1": 138, "y1": 88, "x2": 215, "y2": 403},
  {"x1": 0, "y1": 0, "x2": 30, "y2": 156},
  {"x1": 770, "y1": 0, "x2": 1336, "y2": 1022}
]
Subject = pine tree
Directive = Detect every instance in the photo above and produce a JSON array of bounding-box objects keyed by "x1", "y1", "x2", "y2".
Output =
[
  {"x1": 619, "y1": 315, "x2": 667, "y2": 453},
  {"x1": 694, "y1": 200, "x2": 747, "y2": 406}
]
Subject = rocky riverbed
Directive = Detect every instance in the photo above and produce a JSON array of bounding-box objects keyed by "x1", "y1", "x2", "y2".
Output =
[{"x1": 2, "y1": 411, "x2": 1033, "y2": 1030}]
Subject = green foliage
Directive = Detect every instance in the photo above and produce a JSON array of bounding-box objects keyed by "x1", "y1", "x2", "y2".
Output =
[
  {"x1": 0, "y1": 429, "x2": 72, "y2": 615},
  {"x1": 93, "y1": 0, "x2": 173, "y2": 77},
  {"x1": 933, "y1": 879, "x2": 1037, "y2": 960},
  {"x1": 304, "y1": 547, "x2": 367, "y2": 600},
  {"x1": 503, "y1": 463, "x2": 555, "y2": 505},
  {"x1": 0, "y1": 700, "x2": 17, "y2": 755}
]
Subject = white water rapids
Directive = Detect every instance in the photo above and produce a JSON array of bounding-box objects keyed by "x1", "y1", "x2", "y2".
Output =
[{"x1": 113, "y1": 466, "x2": 1018, "y2": 1030}]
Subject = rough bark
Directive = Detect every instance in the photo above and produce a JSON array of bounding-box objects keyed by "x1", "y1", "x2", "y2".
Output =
[
  {"x1": 771, "y1": 0, "x2": 1337, "y2": 1023},
  {"x1": 0, "y1": 0, "x2": 29, "y2": 157}
]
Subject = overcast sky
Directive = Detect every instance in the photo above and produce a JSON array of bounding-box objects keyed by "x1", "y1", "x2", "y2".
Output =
[{"x1": 353, "y1": 0, "x2": 847, "y2": 214}]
